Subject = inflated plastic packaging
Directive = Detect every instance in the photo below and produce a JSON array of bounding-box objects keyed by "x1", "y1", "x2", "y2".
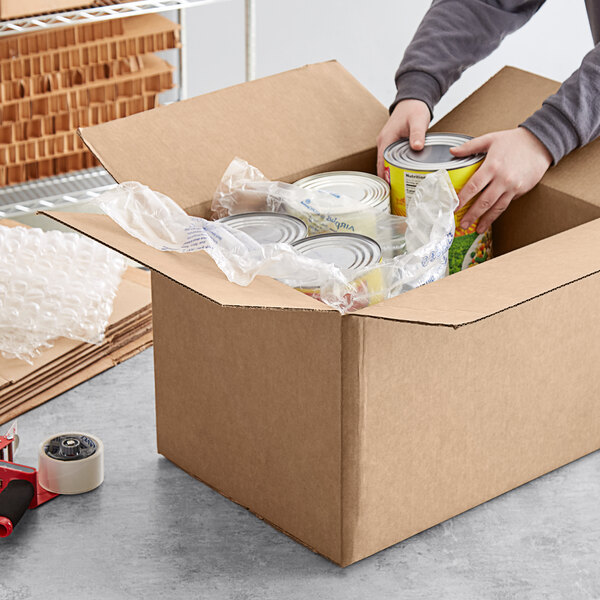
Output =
[
  {"x1": 0, "y1": 226, "x2": 127, "y2": 362},
  {"x1": 94, "y1": 158, "x2": 458, "y2": 314}
]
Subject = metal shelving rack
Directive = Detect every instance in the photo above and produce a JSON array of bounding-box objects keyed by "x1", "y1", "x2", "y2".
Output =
[{"x1": 0, "y1": 0, "x2": 257, "y2": 221}]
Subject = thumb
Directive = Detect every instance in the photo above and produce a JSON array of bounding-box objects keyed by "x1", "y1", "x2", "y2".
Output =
[{"x1": 450, "y1": 134, "x2": 491, "y2": 157}]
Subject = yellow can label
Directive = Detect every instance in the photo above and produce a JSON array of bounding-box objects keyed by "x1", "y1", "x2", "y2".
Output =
[{"x1": 384, "y1": 158, "x2": 492, "y2": 274}]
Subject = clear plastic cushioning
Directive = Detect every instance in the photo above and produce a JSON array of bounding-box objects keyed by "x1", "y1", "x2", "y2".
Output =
[
  {"x1": 93, "y1": 158, "x2": 458, "y2": 314},
  {"x1": 0, "y1": 226, "x2": 127, "y2": 362}
]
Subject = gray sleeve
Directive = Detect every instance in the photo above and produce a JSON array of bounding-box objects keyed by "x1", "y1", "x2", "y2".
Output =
[
  {"x1": 520, "y1": 44, "x2": 600, "y2": 164},
  {"x1": 391, "y1": 0, "x2": 546, "y2": 115}
]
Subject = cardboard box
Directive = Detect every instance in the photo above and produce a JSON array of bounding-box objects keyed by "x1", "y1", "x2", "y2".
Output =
[{"x1": 45, "y1": 62, "x2": 600, "y2": 566}]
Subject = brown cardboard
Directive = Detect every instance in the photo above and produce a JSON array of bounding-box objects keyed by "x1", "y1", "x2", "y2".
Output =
[
  {"x1": 0, "y1": 0, "x2": 94, "y2": 20},
  {"x1": 78, "y1": 60, "x2": 388, "y2": 214},
  {"x1": 0, "y1": 218, "x2": 153, "y2": 423},
  {"x1": 0, "y1": 14, "x2": 179, "y2": 81},
  {"x1": 0, "y1": 13, "x2": 177, "y2": 184},
  {"x1": 46, "y1": 62, "x2": 600, "y2": 566}
]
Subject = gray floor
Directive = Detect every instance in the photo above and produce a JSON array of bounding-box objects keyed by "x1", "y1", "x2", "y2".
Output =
[{"x1": 1, "y1": 349, "x2": 599, "y2": 600}]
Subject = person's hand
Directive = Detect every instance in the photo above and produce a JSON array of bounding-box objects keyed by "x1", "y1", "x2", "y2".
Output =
[
  {"x1": 376, "y1": 99, "x2": 431, "y2": 178},
  {"x1": 451, "y1": 128, "x2": 552, "y2": 233}
]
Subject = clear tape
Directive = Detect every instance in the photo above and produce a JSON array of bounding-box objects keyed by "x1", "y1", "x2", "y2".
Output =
[
  {"x1": 38, "y1": 432, "x2": 104, "y2": 495},
  {"x1": 94, "y1": 159, "x2": 458, "y2": 314}
]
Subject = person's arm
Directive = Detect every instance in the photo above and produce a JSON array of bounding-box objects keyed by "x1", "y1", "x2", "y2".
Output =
[
  {"x1": 520, "y1": 44, "x2": 600, "y2": 164},
  {"x1": 454, "y1": 41, "x2": 600, "y2": 232},
  {"x1": 377, "y1": 0, "x2": 546, "y2": 176},
  {"x1": 390, "y1": 0, "x2": 547, "y2": 116}
]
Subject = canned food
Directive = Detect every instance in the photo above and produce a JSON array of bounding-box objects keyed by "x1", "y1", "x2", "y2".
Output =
[
  {"x1": 294, "y1": 171, "x2": 391, "y2": 214},
  {"x1": 384, "y1": 133, "x2": 492, "y2": 274},
  {"x1": 291, "y1": 233, "x2": 384, "y2": 310},
  {"x1": 288, "y1": 171, "x2": 390, "y2": 240},
  {"x1": 219, "y1": 212, "x2": 307, "y2": 245}
]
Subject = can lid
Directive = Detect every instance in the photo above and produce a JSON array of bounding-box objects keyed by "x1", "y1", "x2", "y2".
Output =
[
  {"x1": 384, "y1": 133, "x2": 485, "y2": 170},
  {"x1": 292, "y1": 233, "x2": 381, "y2": 273},
  {"x1": 295, "y1": 171, "x2": 390, "y2": 213},
  {"x1": 219, "y1": 212, "x2": 307, "y2": 244}
]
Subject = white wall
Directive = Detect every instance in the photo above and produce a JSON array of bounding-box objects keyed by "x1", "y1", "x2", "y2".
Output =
[{"x1": 185, "y1": 0, "x2": 593, "y2": 121}]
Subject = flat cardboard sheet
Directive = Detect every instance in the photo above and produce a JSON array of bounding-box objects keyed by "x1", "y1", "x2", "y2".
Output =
[{"x1": 0, "y1": 219, "x2": 153, "y2": 423}]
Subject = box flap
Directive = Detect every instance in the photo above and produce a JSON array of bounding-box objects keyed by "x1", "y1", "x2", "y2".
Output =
[
  {"x1": 43, "y1": 211, "x2": 335, "y2": 312},
  {"x1": 432, "y1": 66, "x2": 600, "y2": 208},
  {"x1": 359, "y1": 217, "x2": 600, "y2": 326},
  {"x1": 78, "y1": 60, "x2": 388, "y2": 214}
]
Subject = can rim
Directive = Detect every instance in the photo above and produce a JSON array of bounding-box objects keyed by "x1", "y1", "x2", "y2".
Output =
[
  {"x1": 219, "y1": 211, "x2": 308, "y2": 244},
  {"x1": 295, "y1": 171, "x2": 390, "y2": 212},
  {"x1": 384, "y1": 132, "x2": 485, "y2": 171},
  {"x1": 292, "y1": 232, "x2": 381, "y2": 276}
]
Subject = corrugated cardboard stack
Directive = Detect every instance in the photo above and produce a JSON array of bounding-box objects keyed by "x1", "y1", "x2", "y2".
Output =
[
  {"x1": 0, "y1": 1, "x2": 94, "y2": 20},
  {"x1": 0, "y1": 218, "x2": 153, "y2": 425},
  {"x1": 0, "y1": 13, "x2": 178, "y2": 186}
]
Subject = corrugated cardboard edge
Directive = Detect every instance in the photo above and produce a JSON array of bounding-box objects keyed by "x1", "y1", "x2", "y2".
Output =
[
  {"x1": 356, "y1": 266, "x2": 600, "y2": 330},
  {"x1": 0, "y1": 331, "x2": 152, "y2": 425},
  {"x1": 340, "y1": 316, "x2": 367, "y2": 566}
]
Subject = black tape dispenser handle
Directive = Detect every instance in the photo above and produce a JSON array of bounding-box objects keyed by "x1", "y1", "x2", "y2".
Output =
[{"x1": 0, "y1": 480, "x2": 34, "y2": 537}]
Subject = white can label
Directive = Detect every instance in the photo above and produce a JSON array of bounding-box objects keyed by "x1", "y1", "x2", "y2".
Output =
[{"x1": 403, "y1": 171, "x2": 428, "y2": 201}]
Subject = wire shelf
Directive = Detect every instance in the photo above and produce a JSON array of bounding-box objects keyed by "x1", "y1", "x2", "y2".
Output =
[
  {"x1": 0, "y1": 0, "x2": 227, "y2": 36},
  {"x1": 0, "y1": 167, "x2": 116, "y2": 218}
]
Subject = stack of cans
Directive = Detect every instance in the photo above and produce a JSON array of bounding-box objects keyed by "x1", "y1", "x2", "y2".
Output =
[{"x1": 217, "y1": 170, "x2": 397, "y2": 308}]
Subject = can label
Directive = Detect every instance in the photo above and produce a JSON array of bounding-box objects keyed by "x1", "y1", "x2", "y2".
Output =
[
  {"x1": 284, "y1": 197, "x2": 379, "y2": 239},
  {"x1": 385, "y1": 158, "x2": 492, "y2": 274}
]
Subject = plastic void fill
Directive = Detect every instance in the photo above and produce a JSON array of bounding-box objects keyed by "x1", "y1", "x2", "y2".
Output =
[
  {"x1": 94, "y1": 158, "x2": 458, "y2": 314},
  {"x1": 0, "y1": 226, "x2": 127, "y2": 362}
]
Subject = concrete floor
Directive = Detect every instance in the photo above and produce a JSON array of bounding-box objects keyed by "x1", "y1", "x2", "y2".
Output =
[{"x1": 2, "y1": 349, "x2": 599, "y2": 599}]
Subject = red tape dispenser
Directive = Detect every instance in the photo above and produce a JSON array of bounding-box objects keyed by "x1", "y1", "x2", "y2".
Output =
[{"x1": 0, "y1": 422, "x2": 104, "y2": 537}]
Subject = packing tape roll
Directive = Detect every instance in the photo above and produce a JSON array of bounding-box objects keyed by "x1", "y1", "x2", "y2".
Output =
[{"x1": 38, "y1": 433, "x2": 104, "y2": 495}]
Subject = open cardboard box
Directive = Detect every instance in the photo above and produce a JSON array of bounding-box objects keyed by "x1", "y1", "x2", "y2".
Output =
[{"x1": 44, "y1": 62, "x2": 600, "y2": 566}]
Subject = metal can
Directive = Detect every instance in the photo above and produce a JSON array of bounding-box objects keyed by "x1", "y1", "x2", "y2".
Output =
[
  {"x1": 291, "y1": 233, "x2": 384, "y2": 310},
  {"x1": 289, "y1": 171, "x2": 390, "y2": 240},
  {"x1": 383, "y1": 133, "x2": 492, "y2": 274},
  {"x1": 219, "y1": 212, "x2": 307, "y2": 245},
  {"x1": 294, "y1": 171, "x2": 391, "y2": 214}
]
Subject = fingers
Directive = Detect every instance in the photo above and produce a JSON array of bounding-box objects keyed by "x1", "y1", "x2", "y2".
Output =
[
  {"x1": 459, "y1": 180, "x2": 506, "y2": 230},
  {"x1": 377, "y1": 100, "x2": 430, "y2": 177},
  {"x1": 408, "y1": 113, "x2": 427, "y2": 151},
  {"x1": 457, "y1": 161, "x2": 494, "y2": 209},
  {"x1": 377, "y1": 131, "x2": 400, "y2": 178},
  {"x1": 475, "y1": 192, "x2": 512, "y2": 233},
  {"x1": 450, "y1": 134, "x2": 492, "y2": 158}
]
